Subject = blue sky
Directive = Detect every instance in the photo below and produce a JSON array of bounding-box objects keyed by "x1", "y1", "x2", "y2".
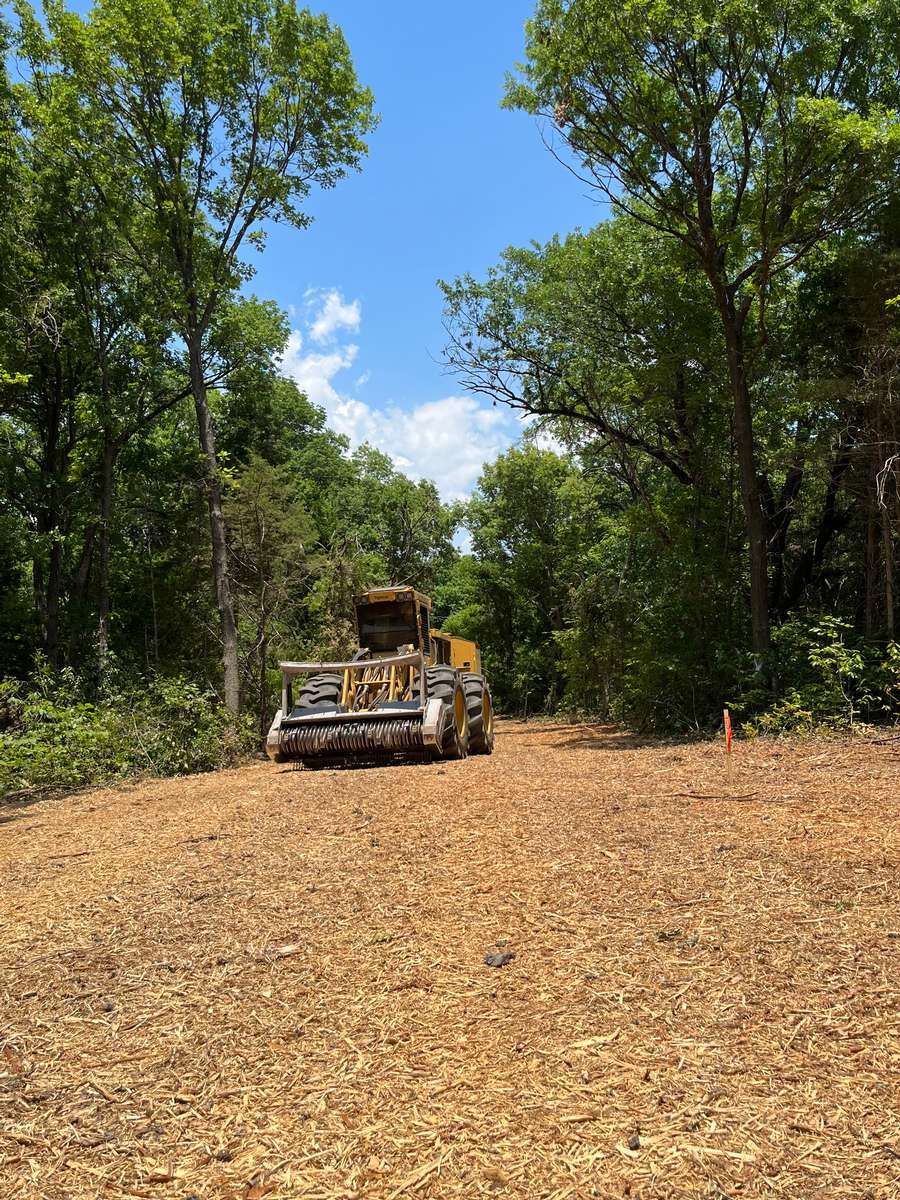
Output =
[{"x1": 249, "y1": 1, "x2": 603, "y2": 498}]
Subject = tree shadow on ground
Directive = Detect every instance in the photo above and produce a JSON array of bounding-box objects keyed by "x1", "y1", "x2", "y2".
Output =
[
  {"x1": 520, "y1": 722, "x2": 697, "y2": 752},
  {"x1": 0, "y1": 790, "x2": 52, "y2": 826}
]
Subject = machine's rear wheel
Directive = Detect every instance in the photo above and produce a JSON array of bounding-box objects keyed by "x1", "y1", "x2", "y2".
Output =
[
  {"x1": 295, "y1": 672, "x2": 343, "y2": 712},
  {"x1": 462, "y1": 673, "x2": 495, "y2": 755},
  {"x1": 424, "y1": 666, "x2": 469, "y2": 759}
]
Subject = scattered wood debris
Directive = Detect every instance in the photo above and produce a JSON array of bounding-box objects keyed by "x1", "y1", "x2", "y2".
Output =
[{"x1": 1, "y1": 720, "x2": 898, "y2": 1197}]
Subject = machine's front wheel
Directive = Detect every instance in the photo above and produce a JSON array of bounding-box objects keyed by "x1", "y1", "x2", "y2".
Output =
[
  {"x1": 462, "y1": 673, "x2": 495, "y2": 755},
  {"x1": 295, "y1": 672, "x2": 343, "y2": 712},
  {"x1": 424, "y1": 666, "x2": 469, "y2": 759}
]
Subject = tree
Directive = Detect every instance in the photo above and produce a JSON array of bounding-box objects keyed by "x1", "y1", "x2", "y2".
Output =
[
  {"x1": 443, "y1": 217, "x2": 727, "y2": 493},
  {"x1": 506, "y1": 0, "x2": 900, "y2": 659},
  {"x1": 3, "y1": 81, "x2": 291, "y2": 674},
  {"x1": 443, "y1": 446, "x2": 584, "y2": 713},
  {"x1": 794, "y1": 211, "x2": 900, "y2": 639},
  {"x1": 17, "y1": 0, "x2": 376, "y2": 711},
  {"x1": 342, "y1": 446, "x2": 461, "y2": 595},
  {"x1": 227, "y1": 454, "x2": 313, "y2": 737}
]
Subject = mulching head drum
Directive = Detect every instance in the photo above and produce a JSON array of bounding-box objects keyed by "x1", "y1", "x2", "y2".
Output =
[{"x1": 277, "y1": 713, "x2": 433, "y2": 765}]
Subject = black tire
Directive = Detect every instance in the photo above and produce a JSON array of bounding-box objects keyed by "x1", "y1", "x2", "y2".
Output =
[
  {"x1": 295, "y1": 672, "x2": 343, "y2": 712},
  {"x1": 462, "y1": 673, "x2": 495, "y2": 755},
  {"x1": 424, "y1": 665, "x2": 469, "y2": 759}
]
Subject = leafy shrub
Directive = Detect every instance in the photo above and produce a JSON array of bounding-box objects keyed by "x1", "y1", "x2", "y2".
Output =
[
  {"x1": 0, "y1": 663, "x2": 257, "y2": 797},
  {"x1": 741, "y1": 618, "x2": 900, "y2": 735}
]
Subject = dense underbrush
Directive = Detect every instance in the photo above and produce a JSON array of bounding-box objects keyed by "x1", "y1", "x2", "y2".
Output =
[
  {"x1": 736, "y1": 619, "x2": 900, "y2": 736},
  {"x1": 531, "y1": 618, "x2": 900, "y2": 737},
  {"x1": 0, "y1": 664, "x2": 257, "y2": 798}
]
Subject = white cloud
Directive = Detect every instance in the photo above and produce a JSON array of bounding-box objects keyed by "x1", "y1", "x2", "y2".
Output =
[
  {"x1": 279, "y1": 293, "x2": 521, "y2": 501},
  {"x1": 373, "y1": 394, "x2": 517, "y2": 500},
  {"x1": 307, "y1": 288, "x2": 361, "y2": 343},
  {"x1": 280, "y1": 330, "x2": 359, "y2": 419}
]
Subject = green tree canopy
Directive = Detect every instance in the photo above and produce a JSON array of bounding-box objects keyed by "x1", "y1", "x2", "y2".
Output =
[
  {"x1": 505, "y1": 0, "x2": 900, "y2": 657},
  {"x1": 14, "y1": 0, "x2": 376, "y2": 711}
]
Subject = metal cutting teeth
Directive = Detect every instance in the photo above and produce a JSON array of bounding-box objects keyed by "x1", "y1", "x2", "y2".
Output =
[{"x1": 279, "y1": 717, "x2": 427, "y2": 761}]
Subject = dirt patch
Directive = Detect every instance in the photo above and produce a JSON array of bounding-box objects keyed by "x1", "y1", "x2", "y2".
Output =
[{"x1": 1, "y1": 721, "x2": 899, "y2": 1198}]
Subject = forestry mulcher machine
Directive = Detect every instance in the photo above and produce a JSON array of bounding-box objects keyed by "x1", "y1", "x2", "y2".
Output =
[{"x1": 266, "y1": 586, "x2": 494, "y2": 767}]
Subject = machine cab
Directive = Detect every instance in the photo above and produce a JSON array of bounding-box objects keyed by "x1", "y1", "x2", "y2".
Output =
[
  {"x1": 354, "y1": 586, "x2": 432, "y2": 656},
  {"x1": 353, "y1": 586, "x2": 481, "y2": 673}
]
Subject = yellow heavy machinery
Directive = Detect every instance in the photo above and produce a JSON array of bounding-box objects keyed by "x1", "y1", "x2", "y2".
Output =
[{"x1": 266, "y1": 586, "x2": 494, "y2": 767}]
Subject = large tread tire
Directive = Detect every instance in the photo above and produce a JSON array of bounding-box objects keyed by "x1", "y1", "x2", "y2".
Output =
[
  {"x1": 295, "y1": 672, "x2": 343, "y2": 712},
  {"x1": 462, "y1": 672, "x2": 495, "y2": 755},
  {"x1": 424, "y1": 665, "x2": 469, "y2": 760}
]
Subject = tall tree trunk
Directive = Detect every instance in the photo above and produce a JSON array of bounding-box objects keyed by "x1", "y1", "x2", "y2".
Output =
[
  {"x1": 715, "y1": 296, "x2": 771, "y2": 659},
  {"x1": 865, "y1": 396, "x2": 883, "y2": 636},
  {"x1": 36, "y1": 370, "x2": 64, "y2": 669},
  {"x1": 32, "y1": 557, "x2": 46, "y2": 658},
  {"x1": 97, "y1": 439, "x2": 115, "y2": 672},
  {"x1": 257, "y1": 559, "x2": 270, "y2": 741},
  {"x1": 45, "y1": 537, "x2": 62, "y2": 669},
  {"x1": 70, "y1": 524, "x2": 96, "y2": 614},
  {"x1": 883, "y1": 504, "x2": 895, "y2": 640},
  {"x1": 258, "y1": 630, "x2": 268, "y2": 741},
  {"x1": 35, "y1": 504, "x2": 64, "y2": 669},
  {"x1": 187, "y1": 335, "x2": 241, "y2": 715},
  {"x1": 890, "y1": 397, "x2": 899, "y2": 640},
  {"x1": 875, "y1": 395, "x2": 897, "y2": 639},
  {"x1": 145, "y1": 523, "x2": 159, "y2": 668},
  {"x1": 865, "y1": 492, "x2": 879, "y2": 636}
]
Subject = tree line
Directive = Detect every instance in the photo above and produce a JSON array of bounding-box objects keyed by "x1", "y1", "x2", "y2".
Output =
[
  {"x1": 438, "y1": 0, "x2": 900, "y2": 730},
  {"x1": 2, "y1": 0, "x2": 900, "y2": 797}
]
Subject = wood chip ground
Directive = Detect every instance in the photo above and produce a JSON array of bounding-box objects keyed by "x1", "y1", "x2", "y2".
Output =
[{"x1": 1, "y1": 721, "x2": 899, "y2": 1198}]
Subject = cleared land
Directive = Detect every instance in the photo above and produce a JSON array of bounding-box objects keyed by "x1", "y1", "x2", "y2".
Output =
[{"x1": 1, "y1": 721, "x2": 899, "y2": 1199}]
